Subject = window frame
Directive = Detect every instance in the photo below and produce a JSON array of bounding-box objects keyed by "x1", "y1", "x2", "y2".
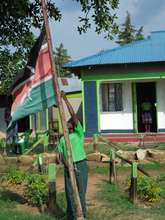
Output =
[{"x1": 100, "y1": 82, "x2": 123, "y2": 113}]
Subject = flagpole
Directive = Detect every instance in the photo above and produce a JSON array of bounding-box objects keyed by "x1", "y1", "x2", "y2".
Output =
[{"x1": 40, "y1": 0, "x2": 84, "y2": 219}]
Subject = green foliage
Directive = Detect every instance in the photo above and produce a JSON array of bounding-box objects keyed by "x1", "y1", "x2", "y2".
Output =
[
  {"x1": 116, "y1": 11, "x2": 144, "y2": 45},
  {"x1": 77, "y1": 0, "x2": 119, "y2": 39},
  {"x1": 0, "y1": 0, "x2": 120, "y2": 94},
  {"x1": 1, "y1": 168, "x2": 26, "y2": 185},
  {"x1": 0, "y1": 0, "x2": 59, "y2": 94},
  {"x1": 0, "y1": 0, "x2": 119, "y2": 43},
  {"x1": 127, "y1": 175, "x2": 161, "y2": 203},
  {"x1": 24, "y1": 174, "x2": 48, "y2": 206},
  {"x1": 0, "y1": 138, "x2": 5, "y2": 148},
  {"x1": 0, "y1": 1, "x2": 61, "y2": 46},
  {"x1": 54, "y1": 43, "x2": 72, "y2": 77},
  {"x1": 0, "y1": 49, "x2": 25, "y2": 94},
  {"x1": 135, "y1": 26, "x2": 144, "y2": 41}
]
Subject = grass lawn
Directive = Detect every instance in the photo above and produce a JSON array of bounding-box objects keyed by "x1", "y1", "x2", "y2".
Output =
[
  {"x1": 87, "y1": 161, "x2": 165, "y2": 220},
  {"x1": 0, "y1": 188, "x2": 67, "y2": 220},
  {"x1": 88, "y1": 181, "x2": 165, "y2": 220},
  {"x1": 1, "y1": 140, "x2": 165, "y2": 220}
]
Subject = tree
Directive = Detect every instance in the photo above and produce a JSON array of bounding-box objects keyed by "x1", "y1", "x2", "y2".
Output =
[
  {"x1": 116, "y1": 11, "x2": 144, "y2": 46},
  {"x1": 54, "y1": 43, "x2": 72, "y2": 77},
  {"x1": 0, "y1": 0, "x2": 119, "y2": 44},
  {"x1": 0, "y1": 0, "x2": 119, "y2": 94},
  {"x1": 0, "y1": 32, "x2": 35, "y2": 95},
  {"x1": 135, "y1": 26, "x2": 144, "y2": 41},
  {"x1": 0, "y1": 50, "x2": 24, "y2": 95}
]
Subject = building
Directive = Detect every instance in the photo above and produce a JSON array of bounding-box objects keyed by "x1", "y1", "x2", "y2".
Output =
[{"x1": 65, "y1": 31, "x2": 165, "y2": 141}]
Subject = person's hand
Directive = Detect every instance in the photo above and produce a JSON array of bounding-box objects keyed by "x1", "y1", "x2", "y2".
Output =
[{"x1": 61, "y1": 90, "x2": 67, "y2": 100}]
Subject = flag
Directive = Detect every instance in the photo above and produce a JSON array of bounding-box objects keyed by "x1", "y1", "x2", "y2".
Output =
[{"x1": 8, "y1": 29, "x2": 56, "y2": 128}]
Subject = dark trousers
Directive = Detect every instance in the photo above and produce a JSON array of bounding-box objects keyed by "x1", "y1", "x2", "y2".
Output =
[{"x1": 64, "y1": 159, "x2": 88, "y2": 220}]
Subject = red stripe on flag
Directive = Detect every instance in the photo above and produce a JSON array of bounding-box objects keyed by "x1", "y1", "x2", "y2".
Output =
[
  {"x1": 11, "y1": 45, "x2": 52, "y2": 114},
  {"x1": 34, "y1": 46, "x2": 52, "y2": 82}
]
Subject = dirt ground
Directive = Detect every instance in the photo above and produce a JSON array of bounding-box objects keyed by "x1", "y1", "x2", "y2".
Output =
[
  {"x1": 55, "y1": 170, "x2": 107, "y2": 208},
  {"x1": 1, "y1": 160, "x2": 164, "y2": 219},
  {"x1": 0, "y1": 162, "x2": 108, "y2": 215}
]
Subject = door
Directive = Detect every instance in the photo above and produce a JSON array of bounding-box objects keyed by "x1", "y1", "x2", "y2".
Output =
[{"x1": 136, "y1": 82, "x2": 157, "y2": 132}]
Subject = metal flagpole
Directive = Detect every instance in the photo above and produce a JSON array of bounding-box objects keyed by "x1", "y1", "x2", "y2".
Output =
[{"x1": 40, "y1": 0, "x2": 84, "y2": 219}]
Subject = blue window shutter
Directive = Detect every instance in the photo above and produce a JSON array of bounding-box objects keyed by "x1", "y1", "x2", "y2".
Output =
[{"x1": 84, "y1": 81, "x2": 98, "y2": 137}]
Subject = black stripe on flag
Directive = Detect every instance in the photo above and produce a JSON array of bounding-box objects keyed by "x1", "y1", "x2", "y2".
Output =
[{"x1": 10, "y1": 29, "x2": 46, "y2": 94}]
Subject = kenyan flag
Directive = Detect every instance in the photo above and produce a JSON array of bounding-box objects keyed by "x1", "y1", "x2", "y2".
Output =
[{"x1": 8, "y1": 29, "x2": 56, "y2": 128}]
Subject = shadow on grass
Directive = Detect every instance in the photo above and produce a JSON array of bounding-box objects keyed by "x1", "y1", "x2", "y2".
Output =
[
  {"x1": 44, "y1": 192, "x2": 66, "y2": 220},
  {"x1": 0, "y1": 188, "x2": 66, "y2": 220},
  {"x1": 0, "y1": 188, "x2": 26, "y2": 204}
]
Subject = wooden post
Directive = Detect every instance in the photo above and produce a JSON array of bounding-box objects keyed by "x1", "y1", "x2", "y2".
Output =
[
  {"x1": 93, "y1": 134, "x2": 98, "y2": 152},
  {"x1": 109, "y1": 149, "x2": 116, "y2": 184},
  {"x1": 130, "y1": 162, "x2": 137, "y2": 204},
  {"x1": 38, "y1": 154, "x2": 44, "y2": 173},
  {"x1": 48, "y1": 163, "x2": 57, "y2": 212},
  {"x1": 41, "y1": 1, "x2": 84, "y2": 219},
  {"x1": 43, "y1": 133, "x2": 49, "y2": 152}
]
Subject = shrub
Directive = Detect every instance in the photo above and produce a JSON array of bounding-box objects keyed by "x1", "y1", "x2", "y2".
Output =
[
  {"x1": 24, "y1": 174, "x2": 48, "y2": 206},
  {"x1": 128, "y1": 175, "x2": 161, "y2": 203},
  {"x1": 1, "y1": 168, "x2": 26, "y2": 185}
]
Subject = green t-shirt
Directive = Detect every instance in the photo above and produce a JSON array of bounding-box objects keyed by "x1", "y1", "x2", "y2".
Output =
[
  {"x1": 141, "y1": 102, "x2": 152, "y2": 111},
  {"x1": 57, "y1": 122, "x2": 86, "y2": 162}
]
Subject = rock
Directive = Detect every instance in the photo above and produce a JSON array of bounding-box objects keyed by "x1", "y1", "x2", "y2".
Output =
[
  {"x1": 43, "y1": 153, "x2": 56, "y2": 163},
  {"x1": 115, "y1": 157, "x2": 122, "y2": 164},
  {"x1": 116, "y1": 150, "x2": 135, "y2": 161},
  {"x1": 136, "y1": 149, "x2": 147, "y2": 160},
  {"x1": 116, "y1": 150, "x2": 123, "y2": 155},
  {"x1": 147, "y1": 150, "x2": 165, "y2": 161},
  {"x1": 87, "y1": 152, "x2": 101, "y2": 162},
  {"x1": 18, "y1": 155, "x2": 34, "y2": 165},
  {"x1": 100, "y1": 153, "x2": 110, "y2": 163}
]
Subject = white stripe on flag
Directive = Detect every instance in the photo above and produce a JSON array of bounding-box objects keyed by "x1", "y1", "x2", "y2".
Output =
[{"x1": 11, "y1": 74, "x2": 53, "y2": 115}]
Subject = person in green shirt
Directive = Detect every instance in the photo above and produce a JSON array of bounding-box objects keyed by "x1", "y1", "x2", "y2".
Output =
[
  {"x1": 141, "y1": 98, "x2": 152, "y2": 132},
  {"x1": 57, "y1": 91, "x2": 88, "y2": 220}
]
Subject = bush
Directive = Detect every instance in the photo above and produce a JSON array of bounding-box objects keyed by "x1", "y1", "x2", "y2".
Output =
[
  {"x1": 128, "y1": 175, "x2": 161, "y2": 203},
  {"x1": 24, "y1": 174, "x2": 48, "y2": 206},
  {"x1": 1, "y1": 168, "x2": 26, "y2": 185}
]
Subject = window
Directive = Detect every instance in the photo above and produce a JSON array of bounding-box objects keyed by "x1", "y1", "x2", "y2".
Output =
[{"x1": 101, "y1": 83, "x2": 123, "y2": 112}]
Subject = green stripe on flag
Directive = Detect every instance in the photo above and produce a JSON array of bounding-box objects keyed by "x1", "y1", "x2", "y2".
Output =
[{"x1": 11, "y1": 78, "x2": 56, "y2": 124}]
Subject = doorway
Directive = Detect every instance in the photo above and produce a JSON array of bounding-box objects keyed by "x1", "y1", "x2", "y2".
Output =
[
  {"x1": 136, "y1": 82, "x2": 157, "y2": 132},
  {"x1": 17, "y1": 116, "x2": 30, "y2": 132}
]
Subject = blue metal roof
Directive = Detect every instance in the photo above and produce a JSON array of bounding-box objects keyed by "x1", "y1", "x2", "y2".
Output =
[{"x1": 65, "y1": 31, "x2": 165, "y2": 68}]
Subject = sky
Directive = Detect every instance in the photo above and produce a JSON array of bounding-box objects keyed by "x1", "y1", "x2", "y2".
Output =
[{"x1": 50, "y1": 0, "x2": 165, "y2": 60}]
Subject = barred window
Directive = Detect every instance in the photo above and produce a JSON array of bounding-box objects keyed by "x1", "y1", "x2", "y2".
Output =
[{"x1": 101, "y1": 83, "x2": 123, "y2": 112}]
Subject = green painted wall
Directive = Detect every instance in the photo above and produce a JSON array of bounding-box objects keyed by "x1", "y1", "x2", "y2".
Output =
[
  {"x1": 66, "y1": 92, "x2": 82, "y2": 99},
  {"x1": 82, "y1": 71, "x2": 165, "y2": 81}
]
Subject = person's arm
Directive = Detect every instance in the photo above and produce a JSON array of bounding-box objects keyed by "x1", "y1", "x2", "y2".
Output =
[
  {"x1": 56, "y1": 153, "x2": 69, "y2": 169},
  {"x1": 61, "y1": 91, "x2": 78, "y2": 126}
]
